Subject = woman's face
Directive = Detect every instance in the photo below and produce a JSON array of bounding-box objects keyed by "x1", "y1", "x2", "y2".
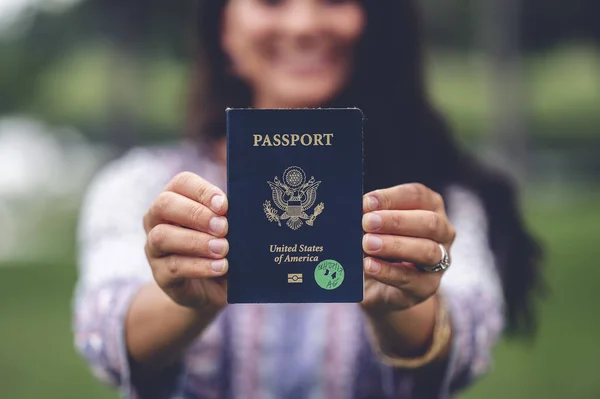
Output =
[{"x1": 221, "y1": 0, "x2": 366, "y2": 108}]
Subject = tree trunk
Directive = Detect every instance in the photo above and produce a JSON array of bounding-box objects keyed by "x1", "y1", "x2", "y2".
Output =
[{"x1": 476, "y1": 0, "x2": 529, "y2": 184}]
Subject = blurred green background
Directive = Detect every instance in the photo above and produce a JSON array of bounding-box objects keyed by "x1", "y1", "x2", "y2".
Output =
[{"x1": 0, "y1": 0, "x2": 599, "y2": 398}]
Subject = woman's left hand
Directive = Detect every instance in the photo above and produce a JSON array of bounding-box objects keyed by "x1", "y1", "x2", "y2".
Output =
[{"x1": 361, "y1": 183, "x2": 456, "y2": 313}]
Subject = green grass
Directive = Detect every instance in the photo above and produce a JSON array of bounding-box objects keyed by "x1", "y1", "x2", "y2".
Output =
[
  {"x1": 0, "y1": 263, "x2": 116, "y2": 398},
  {"x1": 463, "y1": 192, "x2": 600, "y2": 399},
  {"x1": 1, "y1": 190, "x2": 599, "y2": 398}
]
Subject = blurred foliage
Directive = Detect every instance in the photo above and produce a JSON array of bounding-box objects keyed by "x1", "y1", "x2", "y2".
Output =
[
  {"x1": 521, "y1": 0, "x2": 600, "y2": 49},
  {"x1": 1, "y1": 190, "x2": 599, "y2": 398},
  {"x1": 5, "y1": 39, "x2": 597, "y2": 145},
  {"x1": 0, "y1": 0, "x2": 196, "y2": 145},
  {"x1": 0, "y1": 0, "x2": 598, "y2": 146},
  {"x1": 421, "y1": 0, "x2": 600, "y2": 50},
  {"x1": 464, "y1": 190, "x2": 600, "y2": 399},
  {"x1": 428, "y1": 45, "x2": 600, "y2": 141}
]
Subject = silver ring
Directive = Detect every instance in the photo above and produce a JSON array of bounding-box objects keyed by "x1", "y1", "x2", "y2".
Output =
[{"x1": 418, "y1": 244, "x2": 451, "y2": 273}]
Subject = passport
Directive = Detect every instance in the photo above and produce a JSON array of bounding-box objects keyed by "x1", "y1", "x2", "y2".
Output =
[{"x1": 226, "y1": 108, "x2": 364, "y2": 304}]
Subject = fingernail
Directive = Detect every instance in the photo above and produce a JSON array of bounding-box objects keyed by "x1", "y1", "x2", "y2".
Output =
[
  {"x1": 211, "y1": 259, "x2": 226, "y2": 273},
  {"x1": 211, "y1": 195, "x2": 225, "y2": 212},
  {"x1": 364, "y1": 234, "x2": 383, "y2": 251},
  {"x1": 364, "y1": 213, "x2": 382, "y2": 231},
  {"x1": 365, "y1": 195, "x2": 379, "y2": 211},
  {"x1": 209, "y1": 239, "x2": 228, "y2": 256},
  {"x1": 209, "y1": 217, "x2": 227, "y2": 235},
  {"x1": 365, "y1": 258, "x2": 381, "y2": 274}
]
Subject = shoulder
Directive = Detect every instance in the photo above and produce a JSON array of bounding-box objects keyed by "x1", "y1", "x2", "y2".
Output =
[
  {"x1": 80, "y1": 148, "x2": 169, "y2": 222},
  {"x1": 78, "y1": 144, "x2": 203, "y2": 239},
  {"x1": 88, "y1": 144, "x2": 195, "y2": 193},
  {"x1": 82, "y1": 143, "x2": 204, "y2": 209},
  {"x1": 441, "y1": 184, "x2": 503, "y2": 300},
  {"x1": 443, "y1": 184, "x2": 493, "y2": 257},
  {"x1": 444, "y1": 185, "x2": 489, "y2": 226}
]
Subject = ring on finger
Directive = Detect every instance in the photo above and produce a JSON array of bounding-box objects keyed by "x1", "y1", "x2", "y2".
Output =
[{"x1": 417, "y1": 243, "x2": 451, "y2": 273}]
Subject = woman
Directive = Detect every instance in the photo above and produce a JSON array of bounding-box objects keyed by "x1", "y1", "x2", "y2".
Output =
[{"x1": 74, "y1": 0, "x2": 542, "y2": 398}]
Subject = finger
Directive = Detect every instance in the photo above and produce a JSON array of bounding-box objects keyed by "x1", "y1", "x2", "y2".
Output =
[
  {"x1": 144, "y1": 191, "x2": 228, "y2": 237},
  {"x1": 363, "y1": 183, "x2": 444, "y2": 212},
  {"x1": 363, "y1": 257, "x2": 440, "y2": 296},
  {"x1": 152, "y1": 254, "x2": 229, "y2": 287},
  {"x1": 147, "y1": 224, "x2": 229, "y2": 259},
  {"x1": 363, "y1": 233, "x2": 447, "y2": 267},
  {"x1": 166, "y1": 171, "x2": 228, "y2": 215},
  {"x1": 363, "y1": 210, "x2": 451, "y2": 243},
  {"x1": 364, "y1": 257, "x2": 418, "y2": 286}
]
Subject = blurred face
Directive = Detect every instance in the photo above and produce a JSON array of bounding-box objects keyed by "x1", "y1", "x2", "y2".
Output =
[{"x1": 221, "y1": 0, "x2": 366, "y2": 108}]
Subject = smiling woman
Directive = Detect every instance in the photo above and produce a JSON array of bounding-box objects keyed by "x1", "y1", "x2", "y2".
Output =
[
  {"x1": 221, "y1": 0, "x2": 365, "y2": 108},
  {"x1": 73, "y1": 1, "x2": 542, "y2": 398}
]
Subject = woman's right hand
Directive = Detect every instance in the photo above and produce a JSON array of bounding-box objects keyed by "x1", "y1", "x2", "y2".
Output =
[{"x1": 144, "y1": 172, "x2": 229, "y2": 312}]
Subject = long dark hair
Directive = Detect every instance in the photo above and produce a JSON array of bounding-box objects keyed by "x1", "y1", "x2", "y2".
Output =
[{"x1": 189, "y1": 0, "x2": 543, "y2": 336}]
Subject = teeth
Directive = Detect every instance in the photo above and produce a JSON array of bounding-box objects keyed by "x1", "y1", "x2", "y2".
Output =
[{"x1": 278, "y1": 52, "x2": 330, "y2": 68}]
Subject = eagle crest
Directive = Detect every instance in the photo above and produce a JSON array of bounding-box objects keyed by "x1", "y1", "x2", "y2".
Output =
[{"x1": 264, "y1": 166, "x2": 325, "y2": 230}]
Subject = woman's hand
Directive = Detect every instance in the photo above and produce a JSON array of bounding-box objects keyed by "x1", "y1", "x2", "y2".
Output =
[
  {"x1": 143, "y1": 172, "x2": 229, "y2": 312},
  {"x1": 361, "y1": 183, "x2": 456, "y2": 314}
]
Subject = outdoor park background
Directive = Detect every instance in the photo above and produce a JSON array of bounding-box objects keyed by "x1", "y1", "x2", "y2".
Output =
[{"x1": 0, "y1": 1, "x2": 599, "y2": 398}]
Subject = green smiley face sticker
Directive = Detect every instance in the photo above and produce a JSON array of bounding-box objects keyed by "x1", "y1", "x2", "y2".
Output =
[{"x1": 314, "y1": 260, "x2": 345, "y2": 290}]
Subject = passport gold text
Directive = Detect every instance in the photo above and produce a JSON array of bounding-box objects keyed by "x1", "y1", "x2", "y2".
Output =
[
  {"x1": 274, "y1": 254, "x2": 320, "y2": 264},
  {"x1": 271, "y1": 243, "x2": 324, "y2": 264},
  {"x1": 253, "y1": 133, "x2": 334, "y2": 147},
  {"x1": 270, "y1": 244, "x2": 324, "y2": 253}
]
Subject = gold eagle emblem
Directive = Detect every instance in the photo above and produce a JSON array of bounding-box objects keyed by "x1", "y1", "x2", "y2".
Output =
[{"x1": 263, "y1": 166, "x2": 325, "y2": 230}]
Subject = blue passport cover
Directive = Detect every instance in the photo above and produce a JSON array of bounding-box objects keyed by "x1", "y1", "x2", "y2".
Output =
[{"x1": 226, "y1": 108, "x2": 364, "y2": 304}]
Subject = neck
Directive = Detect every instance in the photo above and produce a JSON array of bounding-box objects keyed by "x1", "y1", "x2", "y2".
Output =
[{"x1": 253, "y1": 91, "x2": 320, "y2": 110}]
